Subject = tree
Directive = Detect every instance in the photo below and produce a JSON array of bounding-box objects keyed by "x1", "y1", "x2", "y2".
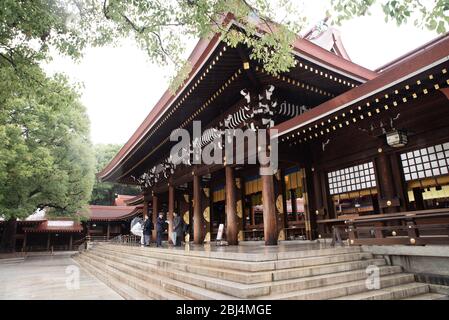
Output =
[
  {"x1": 0, "y1": 0, "x2": 99, "y2": 251},
  {"x1": 72, "y1": 0, "x2": 447, "y2": 90},
  {"x1": 330, "y1": 0, "x2": 449, "y2": 34},
  {"x1": 91, "y1": 144, "x2": 140, "y2": 206},
  {"x1": 0, "y1": 63, "x2": 95, "y2": 251},
  {"x1": 3, "y1": 1, "x2": 446, "y2": 92}
]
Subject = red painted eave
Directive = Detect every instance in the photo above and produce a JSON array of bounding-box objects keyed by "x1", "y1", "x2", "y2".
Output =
[
  {"x1": 83, "y1": 205, "x2": 141, "y2": 222},
  {"x1": 272, "y1": 34, "x2": 449, "y2": 136},
  {"x1": 291, "y1": 35, "x2": 376, "y2": 81}
]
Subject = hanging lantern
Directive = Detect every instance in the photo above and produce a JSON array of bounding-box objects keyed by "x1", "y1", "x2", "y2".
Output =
[{"x1": 386, "y1": 129, "x2": 408, "y2": 148}]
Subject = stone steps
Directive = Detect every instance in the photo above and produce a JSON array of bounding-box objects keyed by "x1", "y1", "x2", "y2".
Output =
[
  {"x1": 264, "y1": 273, "x2": 416, "y2": 300},
  {"x1": 75, "y1": 244, "x2": 443, "y2": 300},
  {"x1": 0, "y1": 257, "x2": 25, "y2": 265},
  {"x1": 332, "y1": 282, "x2": 430, "y2": 300},
  {"x1": 403, "y1": 292, "x2": 448, "y2": 300},
  {"x1": 74, "y1": 256, "x2": 149, "y2": 300},
  {"x1": 99, "y1": 244, "x2": 371, "y2": 273},
  {"x1": 75, "y1": 254, "x2": 186, "y2": 300},
  {"x1": 79, "y1": 246, "x2": 402, "y2": 299},
  {"x1": 77, "y1": 252, "x2": 233, "y2": 300},
  {"x1": 94, "y1": 245, "x2": 385, "y2": 284}
]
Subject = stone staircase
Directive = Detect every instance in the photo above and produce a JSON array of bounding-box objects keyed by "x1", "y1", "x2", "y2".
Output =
[{"x1": 73, "y1": 243, "x2": 447, "y2": 300}]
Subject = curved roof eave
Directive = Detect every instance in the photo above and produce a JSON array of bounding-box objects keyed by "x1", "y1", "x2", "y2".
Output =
[{"x1": 98, "y1": 17, "x2": 378, "y2": 182}]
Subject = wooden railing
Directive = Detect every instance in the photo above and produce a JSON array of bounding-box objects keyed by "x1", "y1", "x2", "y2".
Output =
[
  {"x1": 340, "y1": 208, "x2": 449, "y2": 246},
  {"x1": 75, "y1": 235, "x2": 125, "y2": 252},
  {"x1": 110, "y1": 234, "x2": 141, "y2": 245}
]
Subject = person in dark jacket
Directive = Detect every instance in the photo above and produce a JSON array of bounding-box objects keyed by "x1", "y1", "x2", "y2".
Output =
[
  {"x1": 156, "y1": 212, "x2": 167, "y2": 247},
  {"x1": 172, "y1": 212, "x2": 184, "y2": 246},
  {"x1": 142, "y1": 216, "x2": 153, "y2": 246}
]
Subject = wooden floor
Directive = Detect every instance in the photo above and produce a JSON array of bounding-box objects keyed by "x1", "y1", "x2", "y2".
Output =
[{"x1": 0, "y1": 252, "x2": 123, "y2": 300}]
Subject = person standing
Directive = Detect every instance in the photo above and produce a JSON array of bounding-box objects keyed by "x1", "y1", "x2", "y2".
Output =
[
  {"x1": 143, "y1": 216, "x2": 153, "y2": 246},
  {"x1": 156, "y1": 212, "x2": 167, "y2": 247},
  {"x1": 172, "y1": 212, "x2": 184, "y2": 246}
]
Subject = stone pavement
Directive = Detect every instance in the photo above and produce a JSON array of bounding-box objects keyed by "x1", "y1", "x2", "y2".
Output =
[{"x1": 0, "y1": 252, "x2": 122, "y2": 300}]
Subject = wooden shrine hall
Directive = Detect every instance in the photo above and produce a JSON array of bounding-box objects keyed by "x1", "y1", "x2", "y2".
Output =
[{"x1": 98, "y1": 17, "x2": 449, "y2": 247}]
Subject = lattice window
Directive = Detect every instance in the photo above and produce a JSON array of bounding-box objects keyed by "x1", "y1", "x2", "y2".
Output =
[
  {"x1": 401, "y1": 142, "x2": 449, "y2": 182},
  {"x1": 328, "y1": 162, "x2": 376, "y2": 195}
]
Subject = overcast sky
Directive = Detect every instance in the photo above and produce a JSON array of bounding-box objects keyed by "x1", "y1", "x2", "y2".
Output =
[{"x1": 43, "y1": 1, "x2": 438, "y2": 146}]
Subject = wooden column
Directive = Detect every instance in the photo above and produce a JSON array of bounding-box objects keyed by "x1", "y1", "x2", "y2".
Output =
[
  {"x1": 180, "y1": 192, "x2": 191, "y2": 243},
  {"x1": 261, "y1": 165, "x2": 278, "y2": 246},
  {"x1": 235, "y1": 177, "x2": 245, "y2": 241},
  {"x1": 193, "y1": 174, "x2": 203, "y2": 244},
  {"x1": 46, "y1": 234, "x2": 51, "y2": 251},
  {"x1": 202, "y1": 184, "x2": 211, "y2": 243},
  {"x1": 152, "y1": 194, "x2": 158, "y2": 241},
  {"x1": 225, "y1": 166, "x2": 238, "y2": 245},
  {"x1": 303, "y1": 168, "x2": 318, "y2": 240},
  {"x1": 375, "y1": 152, "x2": 398, "y2": 214},
  {"x1": 106, "y1": 222, "x2": 110, "y2": 240},
  {"x1": 168, "y1": 185, "x2": 175, "y2": 244},
  {"x1": 311, "y1": 169, "x2": 325, "y2": 239},
  {"x1": 274, "y1": 169, "x2": 286, "y2": 241},
  {"x1": 390, "y1": 154, "x2": 408, "y2": 211},
  {"x1": 22, "y1": 232, "x2": 27, "y2": 252},
  {"x1": 143, "y1": 197, "x2": 149, "y2": 219},
  {"x1": 69, "y1": 234, "x2": 73, "y2": 251}
]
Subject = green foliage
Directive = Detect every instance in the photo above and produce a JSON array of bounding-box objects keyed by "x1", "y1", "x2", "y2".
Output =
[
  {"x1": 3, "y1": 1, "x2": 444, "y2": 95},
  {"x1": 0, "y1": 64, "x2": 95, "y2": 219},
  {"x1": 90, "y1": 144, "x2": 140, "y2": 206},
  {"x1": 330, "y1": 0, "x2": 449, "y2": 34},
  {"x1": 73, "y1": 0, "x2": 305, "y2": 92}
]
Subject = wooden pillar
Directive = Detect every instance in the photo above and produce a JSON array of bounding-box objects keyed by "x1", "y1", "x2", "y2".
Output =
[
  {"x1": 106, "y1": 222, "x2": 110, "y2": 240},
  {"x1": 193, "y1": 174, "x2": 203, "y2": 244},
  {"x1": 202, "y1": 183, "x2": 211, "y2": 243},
  {"x1": 143, "y1": 197, "x2": 149, "y2": 219},
  {"x1": 261, "y1": 165, "x2": 278, "y2": 246},
  {"x1": 390, "y1": 154, "x2": 408, "y2": 211},
  {"x1": 310, "y1": 168, "x2": 322, "y2": 239},
  {"x1": 180, "y1": 192, "x2": 191, "y2": 243},
  {"x1": 22, "y1": 232, "x2": 27, "y2": 252},
  {"x1": 168, "y1": 185, "x2": 175, "y2": 244},
  {"x1": 235, "y1": 177, "x2": 245, "y2": 241},
  {"x1": 46, "y1": 233, "x2": 51, "y2": 251},
  {"x1": 274, "y1": 169, "x2": 286, "y2": 241},
  {"x1": 225, "y1": 166, "x2": 238, "y2": 245},
  {"x1": 69, "y1": 234, "x2": 73, "y2": 251},
  {"x1": 375, "y1": 152, "x2": 398, "y2": 213},
  {"x1": 303, "y1": 167, "x2": 318, "y2": 240},
  {"x1": 313, "y1": 169, "x2": 324, "y2": 215},
  {"x1": 152, "y1": 194, "x2": 158, "y2": 241}
]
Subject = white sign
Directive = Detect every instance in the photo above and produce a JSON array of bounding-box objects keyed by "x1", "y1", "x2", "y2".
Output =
[
  {"x1": 48, "y1": 220, "x2": 74, "y2": 227},
  {"x1": 217, "y1": 224, "x2": 224, "y2": 241}
]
